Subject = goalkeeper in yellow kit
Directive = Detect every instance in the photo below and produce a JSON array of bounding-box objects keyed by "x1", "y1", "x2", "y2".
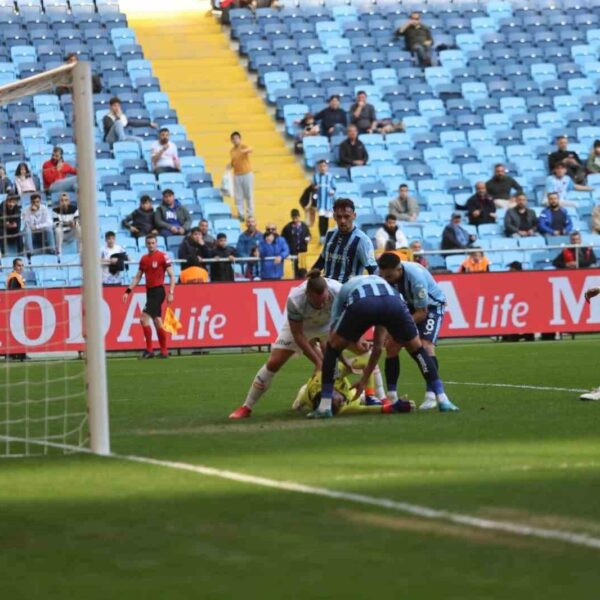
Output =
[{"x1": 292, "y1": 352, "x2": 415, "y2": 416}]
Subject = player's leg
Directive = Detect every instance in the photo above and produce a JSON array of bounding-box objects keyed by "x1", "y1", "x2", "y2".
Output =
[
  {"x1": 230, "y1": 348, "x2": 295, "y2": 419},
  {"x1": 308, "y1": 330, "x2": 351, "y2": 418},
  {"x1": 345, "y1": 343, "x2": 386, "y2": 400},
  {"x1": 153, "y1": 315, "x2": 169, "y2": 358},
  {"x1": 140, "y1": 311, "x2": 154, "y2": 358},
  {"x1": 384, "y1": 337, "x2": 402, "y2": 402},
  {"x1": 387, "y1": 300, "x2": 458, "y2": 412},
  {"x1": 418, "y1": 307, "x2": 444, "y2": 410}
]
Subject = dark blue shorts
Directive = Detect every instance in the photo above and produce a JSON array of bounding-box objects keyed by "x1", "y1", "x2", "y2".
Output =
[
  {"x1": 334, "y1": 295, "x2": 419, "y2": 344},
  {"x1": 416, "y1": 305, "x2": 445, "y2": 344}
]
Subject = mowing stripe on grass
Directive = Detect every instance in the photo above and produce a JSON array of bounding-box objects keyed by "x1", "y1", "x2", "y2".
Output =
[
  {"x1": 4, "y1": 435, "x2": 600, "y2": 551},
  {"x1": 446, "y1": 381, "x2": 588, "y2": 393}
]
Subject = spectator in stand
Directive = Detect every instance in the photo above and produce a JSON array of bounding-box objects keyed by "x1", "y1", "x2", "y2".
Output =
[
  {"x1": 592, "y1": 204, "x2": 600, "y2": 233},
  {"x1": 154, "y1": 189, "x2": 192, "y2": 238},
  {"x1": 466, "y1": 181, "x2": 496, "y2": 225},
  {"x1": 312, "y1": 159, "x2": 336, "y2": 242},
  {"x1": 459, "y1": 248, "x2": 491, "y2": 273},
  {"x1": 52, "y1": 192, "x2": 80, "y2": 255},
  {"x1": 13, "y1": 163, "x2": 39, "y2": 196},
  {"x1": 485, "y1": 163, "x2": 522, "y2": 209},
  {"x1": 236, "y1": 216, "x2": 263, "y2": 257},
  {"x1": 388, "y1": 184, "x2": 419, "y2": 221},
  {"x1": 545, "y1": 162, "x2": 592, "y2": 205},
  {"x1": 349, "y1": 91, "x2": 376, "y2": 134},
  {"x1": 586, "y1": 140, "x2": 600, "y2": 174},
  {"x1": 375, "y1": 214, "x2": 408, "y2": 250},
  {"x1": 410, "y1": 240, "x2": 428, "y2": 269},
  {"x1": 538, "y1": 192, "x2": 573, "y2": 237},
  {"x1": 100, "y1": 231, "x2": 128, "y2": 285},
  {"x1": 230, "y1": 131, "x2": 254, "y2": 220},
  {"x1": 210, "y1": 233, "x2": 236, "y2": 282},
  {"x1": 504, "y1": 192, "x2": 538, "y2": 238},
  {"x1": 442, "y1": 212, "x2": 477, "y2": 250},
  {"x1": 295, "y1": 113, "x2": 320, "y2": 142},
  {"x1": 122, "y1": 195, "x2": 158, "y2": 240},
  {"x1": 151, "y1": 127, "x2": 181, "y2": 174},
  {"x1": 245, "y1": 245, "x2": 261, "y2": 280},
  {"x1": 258, "y1": 224, "x2": 289, "y2": 280},
  {"x1": 6, "y1": 257, "x2": 25, "y2": 289},
  {"x1": 22, "y1": 193, "x2": 56, "y2": 256},
  {"x1": 553, "y1": 231, "x2": 597, "y2": 269},
  {"x1": 338, "y1": 124, "x2": 369, "y2": 168},
  {"x1": 397, "y1": 11, "x2": 434, "y2": 68},
  {"x1": 42, "y1": 147, "x2": 77, "y2": 193},
  {"x1": 198, "y1": 219, "x2": 215, "y2": 249},
  {"x1": 548, "y1": 135, "x2": 586, "y2": 184},
  {"x1": 0, "y1": 166, "x2": 14, "y2": 195},
  {"x1": 177, "y1": 226, "x2": 211, "y2": 281},
  {"x1": 103, "y1": 97, "x2": 153, "y2": 150},
  {"x1": 314, "y1": 95, "x2": 347, "y2": 138},
  {"x1": 281, "y1": 208, "x2": 311, "y2": 277},
  {"x1": 0, "y1": 194, "x2": 23, "y2": 254}
]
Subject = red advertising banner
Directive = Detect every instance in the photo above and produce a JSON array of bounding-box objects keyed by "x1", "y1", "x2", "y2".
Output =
[{"x1": 2, "y1": 269, "x2": 600, "y2": 352}]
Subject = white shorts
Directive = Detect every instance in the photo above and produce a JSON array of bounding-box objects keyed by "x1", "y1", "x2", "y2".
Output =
[{"x1": 272, "y1": 321, "x2": 328, "y2": 355}]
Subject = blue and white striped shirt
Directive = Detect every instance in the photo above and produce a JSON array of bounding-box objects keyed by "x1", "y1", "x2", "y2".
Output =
[
  {"x1": 312, "y1": 171, "x2": 336, "y2": 212},
  {"x1": 319, "y1": 226, "x2": 377, "y2": 283},
  {"x1": 332, "y1": 275, "x2": 400, "y2": 321}
]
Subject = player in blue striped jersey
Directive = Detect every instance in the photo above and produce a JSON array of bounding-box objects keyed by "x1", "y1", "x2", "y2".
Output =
[
  {"x1": 308, "y1": 274, "x2": 458, "y2": 418},
  {"x1": 312, "y1": 159, "x2": 336, "y2": 243},
  {"x1": 311, "y1": 198, "x2": 377, "y2": 283},
  {"x1": 377, "y1": 252, "x2": 457, "y2": 411}
]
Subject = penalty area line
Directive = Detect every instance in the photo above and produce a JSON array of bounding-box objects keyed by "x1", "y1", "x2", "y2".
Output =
[{"x1": 3, "y1": 435, "x2": 600, "y2": 551}]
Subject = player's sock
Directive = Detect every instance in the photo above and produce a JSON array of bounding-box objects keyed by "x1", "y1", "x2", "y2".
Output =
[
  {"x1": 157, "y1": 327, "x2": 168, "y2": 356},
  {"x1": 243, "y1": 365, "x2": 275, "y2": 409},
  {"x1": 385, "y1": 356, "x2": 400, "y2": 400},
  {"x1": 373, "y1": 365, "x2": 386, "y2": 400},
  {"x1": 318, "y1": 345, "x2": 340, "y2": 412},
  {"x1": 425, "y1": 356, "x2": 439, "y2": 392},
  {"x1": 409, "y1": 347, "x2": 444, "y2": 395},
  {"x1": 142, "y1": 325, "x2": 153, "y2": 353},
  {"x1": 432, "y1": 356, "x2": 439, "y2": 370}
]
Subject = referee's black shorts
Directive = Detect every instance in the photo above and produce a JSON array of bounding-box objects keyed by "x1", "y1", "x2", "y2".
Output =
[{"x1": 143, "y1": 286, "x2": 166, "y2": 318}]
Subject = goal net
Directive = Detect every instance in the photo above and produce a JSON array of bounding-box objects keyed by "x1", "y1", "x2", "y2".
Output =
[{"x1": 0, "y1": 63, "x2": 109, "y2": 457}]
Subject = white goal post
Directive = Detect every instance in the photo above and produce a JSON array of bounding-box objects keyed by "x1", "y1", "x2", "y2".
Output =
[{"x1": 0, "y1": 62, "x2": 110, "y2": 456}]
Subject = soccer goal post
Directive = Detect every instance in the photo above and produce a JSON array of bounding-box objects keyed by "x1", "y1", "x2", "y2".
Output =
[{"x1": 0, "y1": 62, "x2": 109, "y2": 456}]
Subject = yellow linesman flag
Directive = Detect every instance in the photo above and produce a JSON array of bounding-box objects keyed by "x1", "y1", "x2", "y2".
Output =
[{"x1": 163, "y1": 307, "x2": 183, "y2": 335}]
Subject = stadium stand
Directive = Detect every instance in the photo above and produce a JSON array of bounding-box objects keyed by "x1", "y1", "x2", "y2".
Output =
[
  {"x1": 0, "y1": 0, "x2": 248, "y2": 286},
  {"x1": 226, "y1": 0, "x2": 600, "y2": 270}
]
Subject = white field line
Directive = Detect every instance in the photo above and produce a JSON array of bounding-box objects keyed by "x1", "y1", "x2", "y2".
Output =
[
  {"x1": 446, "y1": 381, "x2": 588, "y2": 393},
  {"x1": 2, "y1": 435, "x2": 600, "y2": 551}
]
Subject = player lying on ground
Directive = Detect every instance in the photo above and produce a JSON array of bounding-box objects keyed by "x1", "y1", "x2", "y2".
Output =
[
  {"x1": 308, "y1": 274, "x2": 459, "y2": 419},
  {"x1": 293, "y1": 356, "x2": 415, "y2": 416},
  {"x1": 123, "y1": 233, "x2": 175, "y2": 359},
  {"x1": 229, "y1": 270, "x2": 385, "y2": 419},
  {"x1": 377, "y1": 252, "x2": 449, "y2": 411},
  {"x1": 581, "y1": 287, "x2": 600, "y2": 400}
]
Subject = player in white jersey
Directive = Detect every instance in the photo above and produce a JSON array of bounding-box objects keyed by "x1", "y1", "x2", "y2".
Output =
[
  {"x1": 229, "y1": 270, "x2": 342, "y2": 419},
  {"x1": 580, "y1": 287, "x2": 600, "y2": 401}
]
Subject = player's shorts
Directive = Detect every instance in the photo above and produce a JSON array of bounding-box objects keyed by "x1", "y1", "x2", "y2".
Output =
[
  {"x1": 272, "y1": 321, "x2": 328, "y2": 355},
  {"x1": 334, "y1": 295, "x2": 418, "y2": 344},
  {"x1": 416, "y1": 305, "x2": 445, "y2": 344},
  {"x1": 143, "y1": 285, "x2": 166, "y2": 318}
]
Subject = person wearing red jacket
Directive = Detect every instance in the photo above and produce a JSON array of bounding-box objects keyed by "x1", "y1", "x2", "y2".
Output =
[
  {"x1": 42, "y1": 147, "x2": 77, "y2": 192},
  {"x1": 553, "y1": 231, "x2": 597, "y2": 269}
]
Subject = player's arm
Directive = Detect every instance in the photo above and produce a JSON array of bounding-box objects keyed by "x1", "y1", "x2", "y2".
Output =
[
  {"x1": 351, "y1": 325, "x2": 386, "y2": 399},
  {"x1": 166, "y1": 265, "x2": 175, "y2": 304},
  {"x1": 123, "y1": 269, "x2": 143, "y2": 302},
  {"x1": 288, "y1": 319, "x2": 322, "y2": 369},
  {"x1": 358, "y1": 236, "x2": 377, "y2": 274},
  {"x1": 412, "y1": 308, "x2": 427, "y2": 323}
]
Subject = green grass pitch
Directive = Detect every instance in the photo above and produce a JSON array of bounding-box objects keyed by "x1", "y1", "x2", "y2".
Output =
[{"x1": 2, "y1": 338, "x2": 600, "y2": 598}]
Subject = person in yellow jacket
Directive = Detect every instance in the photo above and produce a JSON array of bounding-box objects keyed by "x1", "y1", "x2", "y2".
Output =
[{"x1": 6, "y1": 257, "x2": 25, "y2": 289}]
